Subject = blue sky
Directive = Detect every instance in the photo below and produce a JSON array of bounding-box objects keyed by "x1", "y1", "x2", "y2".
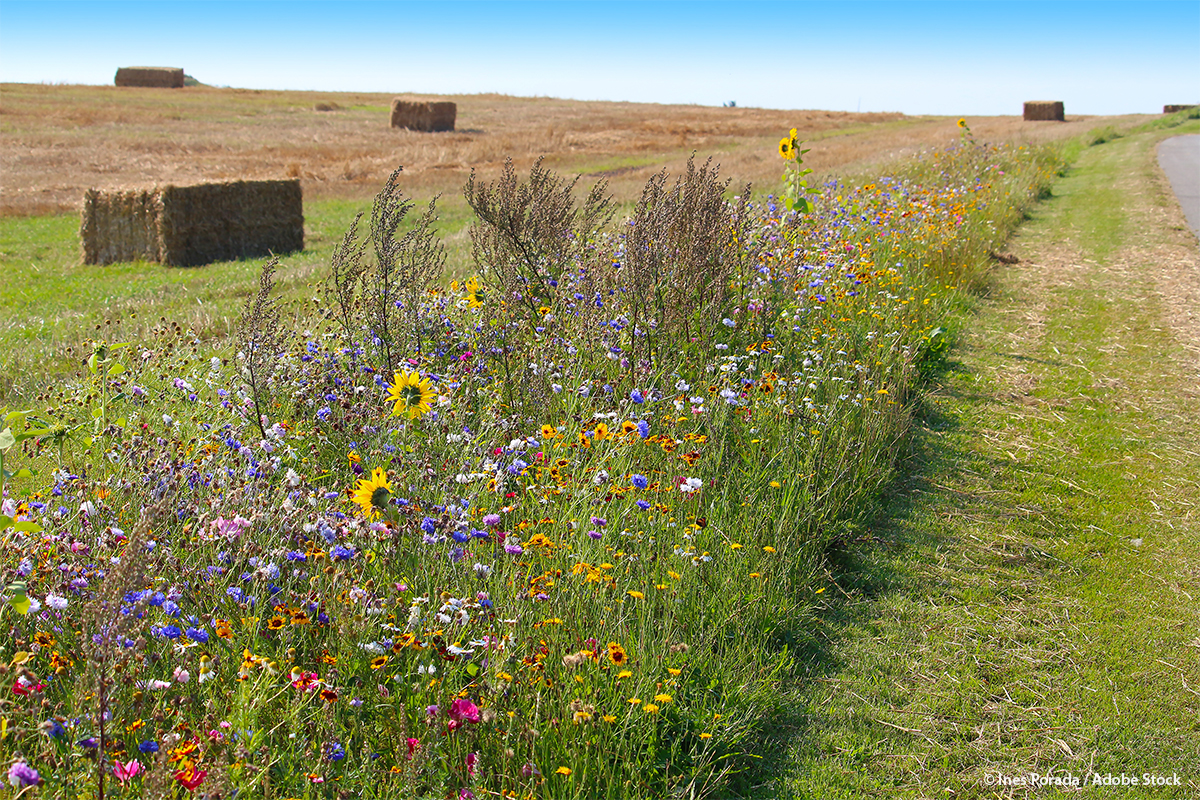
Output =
[{"x1": 0, "y1": 1, "x2": 1195, "y2": 115}]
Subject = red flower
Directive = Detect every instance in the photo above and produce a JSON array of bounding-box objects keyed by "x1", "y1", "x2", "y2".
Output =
[{"x1": 174, "y1": 766, "x2": 207, "y2": 791}]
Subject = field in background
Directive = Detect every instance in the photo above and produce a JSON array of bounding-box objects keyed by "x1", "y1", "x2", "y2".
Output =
[
  {"x1": 0, "y1": 83, "x2": 1142, "y2": 402},
  {"x1": 0, "y1": 83, "x2": 1131, "y2": 217}
]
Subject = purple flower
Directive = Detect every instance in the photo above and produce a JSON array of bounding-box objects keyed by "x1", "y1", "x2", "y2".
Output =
[
  {"x1": 483, "y1": 513, "x2": 501, "y2": 527},
  {"x1": 637, "y1": 420, "x2": 650, "y2": 438},
  {"x1": 636, "y1": 500, "x2": 651, "y2": 510},
  {"x1": 7, "y1": 762, "x2": 39, "y2": 787},
  {"x1": 587, "y1": 530, "x2": 602, "y2": 540},
  {"x1": 330, "y1": 544, "x2": 355, "y2": 561},
  {"x1": 504, "y1": 543, "x2": 524, "y2": 555},
  {"x1": 589, "y1": 516, "x2": 607, "y2": 527},
  {"x1": 631, "y1": 474, "x2": 648, "y2": 489},
  {"x1": 630, "y1": 390, "x2": 644, "y2": 404}
]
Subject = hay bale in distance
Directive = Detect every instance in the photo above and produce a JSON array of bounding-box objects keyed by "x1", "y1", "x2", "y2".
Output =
[
  {"x1": 114, "y1": 67, "x2": 185, "y2": 88},
  {"x1": 81, "y1": 180, "x2": 303, "y2": 267},
  {"x1": 1163, "y1": 104, "x2": 1197, "y2": 114},
  {"x1": 390, "y1": 99, "x2": 456, "y2": 132},
  {"x1": 1023, "y1": 101, "x2": 1065, "y2": 121}
]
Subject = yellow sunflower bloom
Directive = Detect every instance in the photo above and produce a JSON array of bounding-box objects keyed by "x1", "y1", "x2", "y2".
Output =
[
  {"x1": 351, "y1": 467, "x2": 392, "y2": 519},
  {"x1": 778, "y1": 137, "x2": 794, "y2": 160},
  {"x1": 464, "y1": 275, "x2": 486, "y2": 309},
  {"x1": 386, "y1": 369, "x2": 434, "y2": 419}
]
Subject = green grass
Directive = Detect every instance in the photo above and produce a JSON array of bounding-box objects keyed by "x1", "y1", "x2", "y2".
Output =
[
  {"x1": 762, "y1": 120, "x2": 1200, "y2": 798},
  {"x1": 0, "y1": 193, "x2": 479, "y2": 402}
]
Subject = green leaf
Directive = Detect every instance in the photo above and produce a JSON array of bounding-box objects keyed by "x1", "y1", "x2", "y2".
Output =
[
  {"x1": 0, "y1": 428, "x2": 13, "y2": 450},
  {"x1": 13, "y1": 521, "x2": 41, "y2": 533},
  {"x1": 466, "y1": 662, "x2": 480, "y2": 677},
  {"x1": 4, "y1": 410, "x2": 32, "y2": 426},
  {"x1": 107, "y1": 362, "x2": 126, "y2": 376},
  {"x1": 0, "y1": 515, "x2": 12, "y2": 530}
]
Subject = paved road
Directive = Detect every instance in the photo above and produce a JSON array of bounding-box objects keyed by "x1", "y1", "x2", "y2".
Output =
[{"x1": 1158, "y1": 135, "x2": 1200, "y2": 238}]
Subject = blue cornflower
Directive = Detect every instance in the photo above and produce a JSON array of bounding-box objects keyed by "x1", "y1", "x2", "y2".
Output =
[
  {"x1": 631, "y1": 474, "x2": 648, "y2": 490},
  {"x1": 139, "y1": 740, "x2": 160, "y2": 754}
]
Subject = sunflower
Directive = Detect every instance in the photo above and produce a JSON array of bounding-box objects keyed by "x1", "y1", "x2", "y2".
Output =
[
  {"x1": 464, "y1": 275, "x2": 487, "y2": 309},
  {"x1": 957, "y1": 118, "x2": 967, "y2": 129},
  {"x1": 779, "y1": 127, "x2": 799, "y2": 160},
  {"x1": 350, "y1": 467, "x2": 393, "y2": 519},
  {"x1": 386, "y1": 370, "x2": 434, "y2": 419}
]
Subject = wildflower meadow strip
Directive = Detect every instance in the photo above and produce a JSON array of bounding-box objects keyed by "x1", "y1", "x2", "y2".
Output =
[{"x1": 0, "y1": 133, "x2": 1059, "y2": 798}]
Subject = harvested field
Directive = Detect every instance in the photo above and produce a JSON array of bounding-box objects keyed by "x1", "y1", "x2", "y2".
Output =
[{"x1": 0, "y1": 83, "x2": 1129, "y2": 218}]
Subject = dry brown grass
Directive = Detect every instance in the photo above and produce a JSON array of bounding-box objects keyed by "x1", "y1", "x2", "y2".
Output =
[{"x1": 0, "y1": 83, "x2": 1140, "y2": 218}]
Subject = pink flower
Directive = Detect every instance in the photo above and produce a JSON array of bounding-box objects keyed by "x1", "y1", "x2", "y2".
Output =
[
  {"x1": 449, "y1": 698, "x2": 480, "y2": 724},
  {"x1": 113, "y1": 759, "x2": 143, "y2": 785},
  {"x1": 465, "y1": 751, "x2": 479, "y2": 777},
  {"x1": 406, "y1": 737, "x2": 420, "y2": 759}
]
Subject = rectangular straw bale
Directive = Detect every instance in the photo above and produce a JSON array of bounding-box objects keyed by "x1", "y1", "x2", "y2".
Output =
[
  {"x1": 80, "y1": 180, "x2": 303, "y2": 267},
  {"x1": 1023, "y1": 101, "x2": 1064, "y2": 121},
  {"x1": 1163, "y1": 105, "x2": 1196, "y2": 114},
  {"x1": 390, "y1": 99, "x2": 456, "y2": 132},
  {"x1": 114, "y1": 67, "x2": 185, "y2": 88},
  {"x1": 80, "y1": 188, "x2": 165, "y2": 265}
]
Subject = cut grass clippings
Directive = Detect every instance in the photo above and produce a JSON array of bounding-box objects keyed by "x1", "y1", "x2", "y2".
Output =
[{"x1": 768, "y1": 119, "x2": 1200, "y2": 798}]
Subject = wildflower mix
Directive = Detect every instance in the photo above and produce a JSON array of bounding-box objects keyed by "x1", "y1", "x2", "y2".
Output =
[{"x1": 0, "y1": 134, "x2": 1059, "y2": 797}]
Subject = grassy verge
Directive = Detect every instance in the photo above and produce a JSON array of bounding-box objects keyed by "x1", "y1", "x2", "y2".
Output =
[
  {"x1": 0, "y1": 133, "x2": 1061, "y2": 798},
  {"x1": 770, "y1": 119, "x2": 1200, "y2": 797}
]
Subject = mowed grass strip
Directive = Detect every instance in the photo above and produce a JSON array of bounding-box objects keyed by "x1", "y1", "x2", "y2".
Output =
[
  {"x1": 768, "y1": 121, "x2": 1200, "y2": 798},
  {"x1": 0, "y1": 196, "x2": 483, "y2": 401}
]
